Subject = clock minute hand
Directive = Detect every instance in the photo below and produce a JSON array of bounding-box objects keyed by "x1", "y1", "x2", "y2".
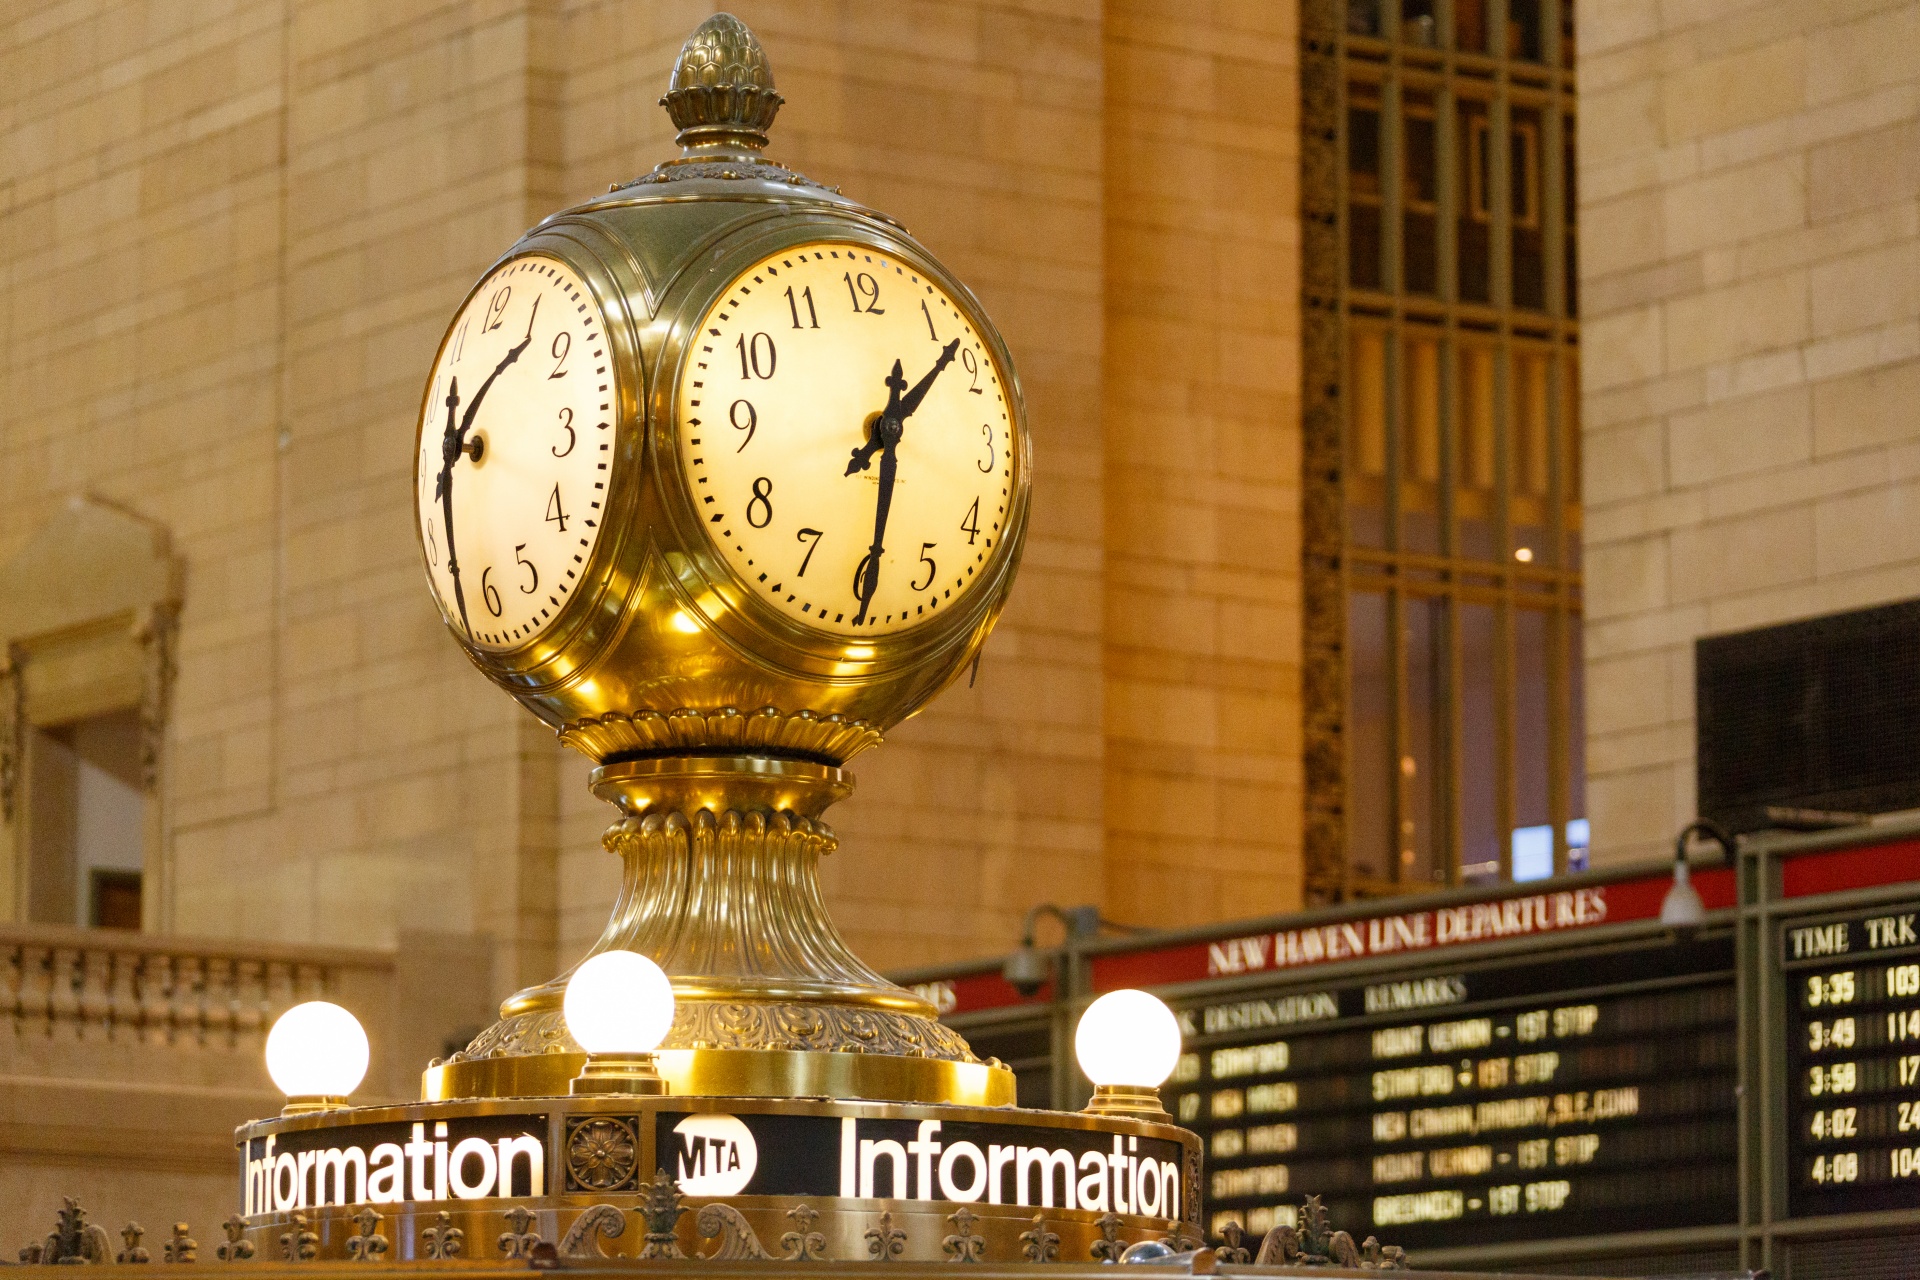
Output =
[
  {"x1": 851, "y1": 434, "x2": 898, "y2": 626},
  {"x1": 894, "y1": 338, "x2": 960, "y2": 422},
  {"x1": 435, "y1": 377, "x2": 472, "y2": 636},
  {"x1": 458, "y1": 319, "x2": 536, "y2": 441}
]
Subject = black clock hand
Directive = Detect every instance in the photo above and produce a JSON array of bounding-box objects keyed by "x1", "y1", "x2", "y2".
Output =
[
  {"x1": 894, "y1": 337, "x2": 960, "y2": 421},
  {"x1": 844, "y1": 340, "x2": 960, "y2": 475},
  {"x1": 434, "y1": 377, "x2": 472, "y2": 636},
  {"x1": 458, "y1": 297, "x2": 538, "y2": 440},
  {"x1": 846, "y1": 360, "x2": 907, "y2": 476},
  {"x1": 434, "y1": 298, "x2": 539, "y2": 638},
  {"x1": 852, "y1": 431, "x2": 898, "y2": 626},
  {"x1": 844, "y1": 341, "x2": 963, "y2": 623}
]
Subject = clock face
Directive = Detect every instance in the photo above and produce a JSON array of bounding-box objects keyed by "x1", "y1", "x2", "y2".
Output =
[
  {"x1": 415, "y1": 256, "x2": 614, "y2": 652},
  {"x1": 676, "y1": 243, "x2": 1015, "y2": 637}
]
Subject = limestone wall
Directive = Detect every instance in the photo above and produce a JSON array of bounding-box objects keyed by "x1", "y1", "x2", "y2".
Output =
[{"x1": 1579, "y1": 0, "x2": 1920, "y2": 862}]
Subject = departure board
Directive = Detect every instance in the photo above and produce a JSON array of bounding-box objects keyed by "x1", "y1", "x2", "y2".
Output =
[
  {"x1": 1163, "y1": 935, "x2": 1737, "y2": 1251},
  {"x1": 1784, "y1": 900, "x2": 1920, "y2": 1217}
]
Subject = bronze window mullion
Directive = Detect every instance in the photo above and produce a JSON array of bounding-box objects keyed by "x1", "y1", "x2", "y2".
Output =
[
  {"x1": 1382, "y1": 76, "x2": 1405, "y2": 301},
  {"x1": 1389, "y1": 587, "x2": 1409, "y2": 885},
  {"x1": 1542, "y1": 99, "x2": 1568, "y2": 321}
]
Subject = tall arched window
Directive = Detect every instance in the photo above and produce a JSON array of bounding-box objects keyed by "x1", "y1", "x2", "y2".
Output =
[
  {"x1": 0, "y1": 499, "x2": 181, "y2": 930},
  {"x1": 1302, "y1": 0, "x2": 1581, "y2": 897}
]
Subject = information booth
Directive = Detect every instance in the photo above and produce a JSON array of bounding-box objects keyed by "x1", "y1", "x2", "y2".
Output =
[{"x1": 893, "y1": 814, "x2": 1920, "y2": 1278}]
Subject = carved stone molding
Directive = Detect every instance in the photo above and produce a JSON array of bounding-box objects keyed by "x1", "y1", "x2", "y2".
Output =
[
  {"x1": 134, "y1": 603, "x2": 179, "y2": 793},
  {"x1": 0, "y1": 646, "x2": 21, "y2": 823},
  {"x1": 559, "y1": 706, "x2": 883, "y2": 766}
]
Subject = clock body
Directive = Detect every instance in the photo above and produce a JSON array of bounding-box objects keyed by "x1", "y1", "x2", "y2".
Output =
[{"x1": 413, "y1": 185, "x2": 1032, "y2": 759}]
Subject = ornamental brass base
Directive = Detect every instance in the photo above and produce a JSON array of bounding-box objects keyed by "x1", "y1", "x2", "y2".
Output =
[
  {"x1": 234, "y1": 1094, "x2": 1200, "y2": 1265},
  {"x1": 433, "y1": 754, "x2": 1009, "y2": 1106},
  {"x1": 426, "y1": 1046, "x2": 1013, "y2": 1106}
]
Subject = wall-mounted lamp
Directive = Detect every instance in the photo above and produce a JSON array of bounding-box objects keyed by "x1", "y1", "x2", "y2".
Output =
[
  {"x1": 1662, "y1": 819, "x2": 1736, "y2": 929},
  {"x1": 1002, "y1": 903, "x2": 1144, "y2": 996}
]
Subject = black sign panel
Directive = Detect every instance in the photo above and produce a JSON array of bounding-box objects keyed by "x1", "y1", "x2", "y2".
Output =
[
  {"x1": 1164, "y1": 935, "x2": 1737, "y2": 1251},
  {"x1": 242, "y1": 1114, "x2": 549, "y2": 1214},
  {"x1": 653, "y1": 1111, "x2": 1193, "y2": 1221},
  {"x1": 1782, "y1": 900, "x2": 1920, "y2": 1217}
]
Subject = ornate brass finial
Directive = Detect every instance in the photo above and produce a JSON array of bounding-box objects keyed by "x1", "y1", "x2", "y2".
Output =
[
  {"x1": 660, "y1": 13, "x2": 783, "y2": 152},
  {"x1": 941, "y1": 1208, "x2": 986, "y2": 1263},
  {"x1": 635, "y1": 1170, "x2": 690, "y2": 1259}
]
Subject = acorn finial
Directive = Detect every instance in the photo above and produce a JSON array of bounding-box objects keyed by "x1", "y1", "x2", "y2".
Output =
[{"x1": 660, "y1": 13, "x2": 783, "y2": 153}]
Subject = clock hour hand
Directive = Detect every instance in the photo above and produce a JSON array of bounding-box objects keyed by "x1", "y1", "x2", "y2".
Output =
[{"x1": 846, "y1": 360, "x2": 908, "y2": 475}]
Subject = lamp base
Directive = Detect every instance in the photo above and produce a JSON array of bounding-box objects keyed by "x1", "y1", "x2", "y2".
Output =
[
  {"x1": 571, "y1": 1052, "x2": 670, "y2": 1096},
  {"x1": 1082, "y1": 1084, "x2": 1171, "y2": 1121},
  {"x1": 279, "y1": 1095, "x2": 349, "y2": 1116}
]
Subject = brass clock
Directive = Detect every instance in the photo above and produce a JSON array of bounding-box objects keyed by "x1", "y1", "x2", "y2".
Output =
[
  {"x1": 410, "y1": 14, "x2": 1031, "y2": 1105},
  {"x1": 416, "y1": 256, "x2": 614, "y2": 652},
  {"x1": 673, "y1": 242, "x2": 1015, "y2": 637}
]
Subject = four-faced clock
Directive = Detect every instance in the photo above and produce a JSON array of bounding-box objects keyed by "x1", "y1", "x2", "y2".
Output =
[
  {"x1": 675, "y1": 242, "x2": 1014, "y2": 635},
  {"x1": 415, "y1": 256, "x2": 613, "y2": 651}
]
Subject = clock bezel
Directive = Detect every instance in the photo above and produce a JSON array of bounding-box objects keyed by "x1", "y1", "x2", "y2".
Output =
[
  {"x1": 648, "y1": 215, "x2": 1032, "y2": 682},
  {"x1": 411, "y1": 237, "x2": 648, "y2": 687}
]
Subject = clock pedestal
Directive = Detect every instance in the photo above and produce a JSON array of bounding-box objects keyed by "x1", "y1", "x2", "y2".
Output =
[{"x1": 422, "y1": 753, "x2": 1011, "y2": 1106}]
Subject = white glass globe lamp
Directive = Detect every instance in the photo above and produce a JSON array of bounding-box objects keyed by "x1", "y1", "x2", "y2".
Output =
[
  {"x1": 265, "y1": 1001, "x2": 370, "y2": 1114},
  {"x1": 562, "y1": 949, "x2": 677, "y2": 1095},
  {"x1": 1074, "y1": 988, "x2": 1182, "y2": 1120}
]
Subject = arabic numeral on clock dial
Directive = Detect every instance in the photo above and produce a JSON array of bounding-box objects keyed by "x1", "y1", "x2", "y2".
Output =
[
  {"x1": 796, "y1": 527, "x2": 823, "y2": 575},
  {"x1": 960, "y1": 498, "x2": 980, "y2": 545},
  {"x1": 843, "y1": 271, "x2": 883, "y2": 314},
  {"x1": 913, "y1": 543, "x2": 937, "y2": 591},
  {"x1": 553, "y1": 407, "x2": 575, "y2": 457},
  {"x1": 546, "y1": 484, "x2": 569, "y2": 532},
  {"x1": 484, "y1": 286, "x2": 511, "y2": 332},
  {"x1": 730, "y1": 399, "x2": 757, "y2": 450},
  {"x1": 482, "y1": 567, "x2": 502, "y2": 617},
  {"x1": 960, "y1": 346, "x2": 983, "y2": 393},
  {"x1": 746, "y1": 477, "x2": 773, "y2": 528},
  {"x1": 736, "y1": 332, "x2": 776, "y2": 379},
  {"x1": 978, "y1": 422, "x2": 995, "y2": 472},
  {"x1": 549, "y1": 330, "x2": 571, "y2": 379},
  {"x1": 852, "y1": 552, "x2": 876, "y2": 603},
  {"x1": 785, "y1": 285, "x2": 818, "y2": 329},
  {"x1": 515, "y1": 544, "x2": 538, "y2": 594}
]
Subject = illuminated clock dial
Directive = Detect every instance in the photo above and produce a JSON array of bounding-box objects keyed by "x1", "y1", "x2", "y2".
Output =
[
  {"x1": 415, "y1": 256, "x2": 613, "y2": 652},
  {"x1": 676, "y1": 243, "x2": 1015, "y2": 637}
]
